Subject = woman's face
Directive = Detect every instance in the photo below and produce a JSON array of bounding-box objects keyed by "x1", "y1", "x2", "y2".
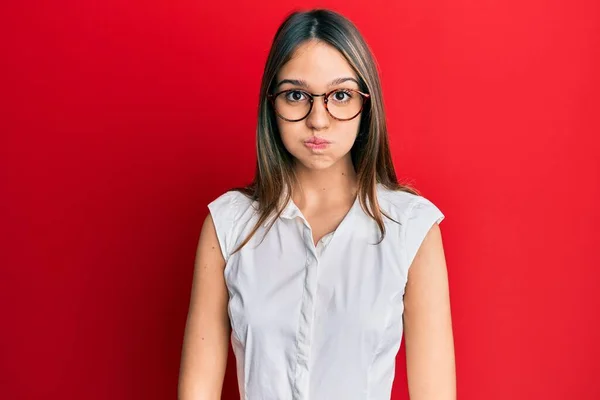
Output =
[{"x1": 274, "y1": 40, "x2": 362, "y2": 171}]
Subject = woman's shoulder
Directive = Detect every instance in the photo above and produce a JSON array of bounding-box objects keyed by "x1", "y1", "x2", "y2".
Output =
[
  {"x1": 376, "y1": 183, "x2": 445, "y2": 223},
  {"x1": 377, "y1": 184, "x2": 446, "y2": 266},
  {"x1": 206, "y1": 189, "x2": 256, "y2": 262},
  {"x1": 377, "y1": 184, "x2": 421, "y2": 212},
  {"x1": 207, "y1": 189, "x2": 256, "y2": 220}
]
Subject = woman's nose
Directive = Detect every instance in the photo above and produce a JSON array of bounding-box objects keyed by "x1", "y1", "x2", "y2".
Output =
[{"x1": 306, "y1": 95, "x2": 330, "y2": 129}]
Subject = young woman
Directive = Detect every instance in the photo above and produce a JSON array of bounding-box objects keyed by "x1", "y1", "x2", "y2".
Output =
[{"x1": 178, "y1": 9, "x2": 456, "y2": 400}]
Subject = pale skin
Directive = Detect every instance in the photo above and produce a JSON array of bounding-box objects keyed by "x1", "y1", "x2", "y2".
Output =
[{"x1": 178, "y1": 39, "x2": 456, "y2": 399}]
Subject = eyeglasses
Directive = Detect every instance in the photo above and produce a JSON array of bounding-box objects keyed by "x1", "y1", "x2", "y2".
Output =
[{"x1": 267, "y1": 88, "x2": 370, "y2": 122}]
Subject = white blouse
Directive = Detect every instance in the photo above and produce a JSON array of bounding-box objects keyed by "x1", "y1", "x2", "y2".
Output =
[{"x1": 208, "y1": 183, "x2": 445, "y2": 400}]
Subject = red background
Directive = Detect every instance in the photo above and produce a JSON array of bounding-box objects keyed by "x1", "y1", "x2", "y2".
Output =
[{"x1": 2, "y1": 1, "x2": 599, "y2": 399}]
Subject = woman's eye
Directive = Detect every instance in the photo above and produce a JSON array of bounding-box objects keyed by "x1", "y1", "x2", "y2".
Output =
[
  {"x1": 331, "y1": 90, "x2": 352, "y2": 102},
  {"x1": 285, "y1": 90, "x2": 307, "y2": 102}
]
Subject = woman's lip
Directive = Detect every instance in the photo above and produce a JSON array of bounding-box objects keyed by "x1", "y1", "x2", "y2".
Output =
[
  {"x1": 305, "y1": 142, "x2": 329, "y2": 150},
  {"x1": 304, "y1": 138, "x2": 331, "y2": 145}
]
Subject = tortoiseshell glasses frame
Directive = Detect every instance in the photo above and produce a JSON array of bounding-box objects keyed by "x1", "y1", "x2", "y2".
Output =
[{"x1": 267, "y1": 88, "x2": 371, "y2": 122}]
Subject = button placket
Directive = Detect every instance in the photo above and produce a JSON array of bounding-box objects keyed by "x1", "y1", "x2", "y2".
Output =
[
  {"x1": 316, "y1": 232, "x2": 334, "y2": 258},
  {"x1": 292, "y1": 221, "x2": 320, "y2": 399}
]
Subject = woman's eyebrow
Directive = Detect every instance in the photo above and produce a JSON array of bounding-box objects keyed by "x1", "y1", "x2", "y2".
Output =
[
  {"x1": 276, "y1": 77, "x2": 359, "y2": 89},
  {"x1": 327, "y1": 77, "x2": 360, "y2": 87}
]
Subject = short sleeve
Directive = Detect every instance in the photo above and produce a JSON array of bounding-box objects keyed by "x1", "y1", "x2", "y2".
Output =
[
  {"x1": 404, "y1": 197, "x2": 445, "y2": 268},
  {"x1": 207, "y1": 191, "x2": 241, "y2": 263}
]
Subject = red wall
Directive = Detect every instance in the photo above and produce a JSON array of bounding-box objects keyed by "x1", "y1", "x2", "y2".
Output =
[{"x1": 2, "y1": 1, "x2": 599, "y2": 399}]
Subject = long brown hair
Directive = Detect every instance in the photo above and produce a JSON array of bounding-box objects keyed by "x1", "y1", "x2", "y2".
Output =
[{"x1": 230, "y1": 8, "x2": 420, "y2": 254}]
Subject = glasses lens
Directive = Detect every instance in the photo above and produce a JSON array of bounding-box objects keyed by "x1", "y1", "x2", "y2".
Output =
[
  {"x1": 327, "y1": 89, "x2": 364, "y2": 120},
  {"x1": 274, "y1": 90, "x2": 311, "y2": 121}
]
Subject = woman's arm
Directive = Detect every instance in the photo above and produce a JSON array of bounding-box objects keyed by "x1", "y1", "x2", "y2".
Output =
[
  {"x1": 178, "y1": 214, "x2": 231, "y2": 400},
  {"x1": 403, "y1": 223, "x2": 456, "y2": 400}
]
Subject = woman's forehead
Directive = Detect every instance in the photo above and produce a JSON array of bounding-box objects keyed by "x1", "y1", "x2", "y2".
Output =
[{"x1": 277, "y1": 41, "x2": 357, "y2": 88}]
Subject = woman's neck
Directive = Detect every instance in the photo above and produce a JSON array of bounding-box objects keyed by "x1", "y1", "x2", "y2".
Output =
[{"x1": 291, "y1": 155, "x2": 358, "y2": 207}]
